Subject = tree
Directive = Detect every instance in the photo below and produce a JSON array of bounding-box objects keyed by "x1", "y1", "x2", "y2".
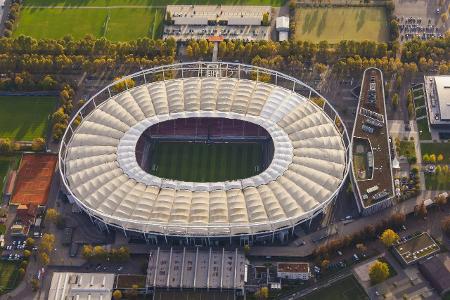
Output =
[
  {"x1": 415, "y1": 201, "x2": 427, "y2": 218},
  {"x1": 45, "y1": 208, "x2": 59, "y2": 224},
  {"x1": 391, "y1": 93, "x2": 399, "y2": 109},
  {"x1": 31, "y1": 278, "x2": 40, "y2": 291},
  {"x1": 51, "y1": 107, "x2": 68, "y2": 125},
  {"x1": 262, "y1": 12, "x2": 270, "y2": 26},
  {"x1": 115, "y1": 246, "x2": 130, "y2": 261},
  {"x1": 0, "y1": 138, "x2": 13, "y2": 153},
  {"x1": 112, "y1": 77, "x2": 135, "y2": 93},
  {"x1": 82, "y1": 244, "x2": 94, "y2": 260},
  {"x1": 39, "y1": 252, "x2": 50, "y2": 266},
  {"x1": 442, "y1": 216, "x2": 450, "y2": 236},
  {"x1": 321, "y1": 259, "x2": 330, "y2": 269},
  {"x1": 435, "y1": 194, "x2": 447, "y2": 208},
  {"x1": 18, "y1": 268, "x2": 25, "y2": 279},
  {"x1": 369, "y1": 260, "x2": 390, "y2": 284},
  {"x1": 356, "y1": 243, "x2": 367, "y2": 253},
  {"x1": 93, "y1": 245, "x2": 107, "y2": 260},
  {"x1": 429, "y1": 154, "x2": 436, "y2": 163},
  {"x1": 380, "y1": 229, "x2": 399, "y2": 247},
  {"x1": 39, "y1": 233, "x2": 55, "y2": 254},
  {"x1": 422, "y1": 154, "x2": 430, "y2": 163},
  {"x1": 23, "y1": 249, "x2": 31, "y2": 258},
  {"x1": 389, "y1": 212, "x2": 406, "y2": 229},
  {"x1": 437, "y1": 154, "x2": 444, "y2": 162},
  {"x1": 255, "y1": 287, "x2": 269, "y2": 299},
  {"x1": 112, "y1": 290, "x2": 123, "y2": 300},
  {"x1": 31, "y1": 138, "x2": 46, "y2": 151},
  {"x1": 436, "y1": 165, "x2": 442, "y2": 174},
  {"x1": 25, "y1": 237, "x2": 35, "y2": 248},
  {"x1": 244, "y1": 244, "x2": 250, "y2": 254},
  {"x1": 441, "y1": 12, "x2": 448, "y2": 23},
  {"x1": 125, "y1": 284, "x2": 139, "y2": 299}
]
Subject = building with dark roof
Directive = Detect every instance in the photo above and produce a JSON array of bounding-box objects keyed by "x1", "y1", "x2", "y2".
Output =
[{"x1": 418, "y1": 253, "x2": 450, "y2": 296}]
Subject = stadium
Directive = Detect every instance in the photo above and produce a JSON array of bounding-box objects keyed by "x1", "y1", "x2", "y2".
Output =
[{"x1": 59, "y1": 62, "x2": 351, "y2": 245}]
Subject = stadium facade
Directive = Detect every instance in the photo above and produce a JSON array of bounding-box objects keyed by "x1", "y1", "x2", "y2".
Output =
[{"x1": 59, "y1": 62, "x2": 351, "y2": 245}]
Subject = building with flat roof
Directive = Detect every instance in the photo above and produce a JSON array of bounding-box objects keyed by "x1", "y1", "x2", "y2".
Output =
[
  {"x1": 48, "y1": 272, "x2": 115, "y2": 300},
  {"x1": 393, "y1": 232, "x2": 440, "y2": 266},
  {"x1": 424, "y1": 75, "x2": 450, "y2": 128},
  {"x1": 146, "y1": 247, "x2": 247, "y2": 291},
  {"x1": 277, "y1": 262, "x2": 310, "y2": 280},
  {"x1": 418, "y1": 253, "x2": 450, "y2": 296},
  {"x1": 163, "y1": 5, "x2": 271, "y2": 41},
  {"x1": 276, "y1": 16, "x2": 289, "y2": 42},
  {"x1": 351, "y1": 68, "x2": 394, "y2": 215}
]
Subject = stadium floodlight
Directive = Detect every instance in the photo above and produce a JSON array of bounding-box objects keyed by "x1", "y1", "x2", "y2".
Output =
[{"x1": 59, "y1": 62, "x2": 351, "y2": 239}]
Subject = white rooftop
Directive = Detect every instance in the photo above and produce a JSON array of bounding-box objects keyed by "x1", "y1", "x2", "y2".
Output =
[
  {"x1": 276, "y1": 16, "x2": 289, "y2": 30},
  {"x1": 48, "y1": 272, "x2": 115, "y2": 300},
  {"x1": 434, "y1": 76, "x2": 450, "y2": 120}
]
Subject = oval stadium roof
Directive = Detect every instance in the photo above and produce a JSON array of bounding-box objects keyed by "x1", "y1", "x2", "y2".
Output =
[{"x1": 61, "y1": 64, "x2": 349, "y2": 237}]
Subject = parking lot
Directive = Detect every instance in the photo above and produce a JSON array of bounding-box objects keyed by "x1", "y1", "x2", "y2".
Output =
[{"x1": 398, "y1": 16, "x2": 445, "y2": 42}]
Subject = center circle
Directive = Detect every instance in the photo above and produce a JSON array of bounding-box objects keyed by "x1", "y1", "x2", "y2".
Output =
[{"x1": 135, "y1": 117, "x2": 275, "y2": 182}]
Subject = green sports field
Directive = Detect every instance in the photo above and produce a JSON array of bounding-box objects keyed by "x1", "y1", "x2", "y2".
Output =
[
  {"x1": 0, "y1": 96, "x2": 56, "y2": 141},
  {"x1": 14, "y1": 7, "x2": 164, "y2": 40},
  {"x1": 149, "y1": 141, "x2": 264, "y2": 182},
  {"x1": 301, "y1": 275, "x2": 368, "y2": 300},
  {"x1": 0, "y1": 156, "x2": 19, "y2": 194},
  {"x1": 15, "y1": 0, "x2": 285, "y2": 40},
  {"x1": 295, "y1": 7, "x2": 389, "y2": 43}
]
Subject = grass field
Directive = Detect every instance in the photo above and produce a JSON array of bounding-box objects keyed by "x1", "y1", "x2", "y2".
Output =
[
  {"x1": 421, "y1": 142, "x2": 450, "y2": 190},
  {"x1": 416, "y1": 118, "x2": 432, "y2": 140},
  {"x1": 294, "y1": 7, "x2": 389, "y2": 43},
  {"x1": 0, "y1": 261, "x2": 19, "y2": 291},
  {"x1": 14, "y1": 7, "x2": 164, "y2": 40},
  {"x1": 301, "y1": 275, "x2": 368, "y2": 300},
  {"x1": 15, "y1": 0, "x2": 285, "y2": 40},
  {"x1": 0, "y1": 156, "x2": 19, "y2": 194},
  {"x1": 398, "y1": 140, "x2": 416, "y2": 160},
  {"x1": 149, "y1": 141, "x2": 264, "y2": 182},
  {"x1": 0, "y1": 96, "x2": 56, "y2": 141}
]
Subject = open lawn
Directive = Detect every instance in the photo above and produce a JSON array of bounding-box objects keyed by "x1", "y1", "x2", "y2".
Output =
[
  {"x1": 0, "y1": 261, "x2": 19, "y2": 290},
  {"x1": 301, "y1": 275, "x2": 368, "y2": 300},
  {"x1": 14, "y1": 7, "x2": 164, "y2": 40},
  {"x1": 425, "y1": 173, "x2": 450, "y2": 190},
  {"x1": 0, "y1": 96, "x2": 56, "y2": 141},
  {"x1": 398, "y1": 140, "x2": 416, "y2": 160},
  {"x1": 0, "y1": 156, "x2": 19, "y2": 194},
  {"x1": 149, "y1": 141, "x2": 264, "y2": 182},
  {"x1": 420, "y1": 143, "x2": 450, "y2": 161},
  {"x1": 294, "y1": 7, "x2": 388, "y2": 43},
  {"x1": 416, "y1": 118, "x2": 431, "y2": 140}
]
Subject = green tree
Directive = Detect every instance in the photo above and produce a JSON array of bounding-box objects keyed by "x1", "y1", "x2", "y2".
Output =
[
  {"x1": 45, "y1": 208, "x2": 59, "y2": 224},
  {"x1": 23, "y1": 249, "x2": 31, "y2": 258},
  {"x1": 392, "y1": 93, "x2": 399, "y2": 109},
  {"x1": 380, "y1": 229, "x2": 399, "y2": 247},
  {"x1": 369, "y1": 260, "x2": 390, "y2": 284},
  {"x1": 112, "y1": 290, "x2": 123, "y2": 300},
  {"x1": 0, "y1": 138, "x2": 13, "y2": 153},
  {"x1": 25, "y1": 237, "x2": 35, "y2": 248},
  {"x1": 82, "y1": 244, "x2": 94, "y2": 260},
  {"x1": 31, "y1": 138, "x2": 46, "y2": 151},
  {"x1": 255, "y1": 287, "x2": 269, "y2": 299}
]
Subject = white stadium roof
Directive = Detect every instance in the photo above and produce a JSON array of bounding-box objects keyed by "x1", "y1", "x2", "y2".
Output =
[{"x1": 61, "y1": 63, "x2": 349, "y2": 237}]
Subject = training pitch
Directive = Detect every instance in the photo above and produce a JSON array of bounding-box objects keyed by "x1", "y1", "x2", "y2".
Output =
[
  {"x1": 295, "y1": 7, "x2": 389, "y2": 43},
  {"x1": 148, "y1": 141, "x2": 264, "y2": 182},
  {"x1": 301, "y1": 275, "x2": 369, "y2": 300},
  {"x1": 0, "y1": 96, "x2": 56, "y2": 141}
]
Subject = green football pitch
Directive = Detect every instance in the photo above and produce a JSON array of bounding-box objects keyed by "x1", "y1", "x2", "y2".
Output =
[
  {"x1": 0, "y1": 96, "x2": 56, "y2": 141},
  {"x1": 148, "y1": 141, "x2": 264, "y2": 182}
]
